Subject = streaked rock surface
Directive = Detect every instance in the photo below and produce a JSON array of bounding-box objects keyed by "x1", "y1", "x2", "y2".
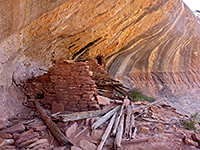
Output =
[
  {"x1": 106, "y1": 1, "x2": 200, "y2": 114},
  {"x1": 0, "y1": 0, "x2": 200, "y2": 120}
]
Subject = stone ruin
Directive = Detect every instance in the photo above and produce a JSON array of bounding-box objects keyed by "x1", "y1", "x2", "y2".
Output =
[{"x1": 24, "y1": 58, "x2": 108, "y2": 113}]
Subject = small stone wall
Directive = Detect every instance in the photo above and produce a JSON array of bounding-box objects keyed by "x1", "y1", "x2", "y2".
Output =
[
  {"x1": 86, "y1": 58, "x2": 107, "y2": 75},
  {"x1": 24, "y1": 59, "x2": 107, "y2": 112}
]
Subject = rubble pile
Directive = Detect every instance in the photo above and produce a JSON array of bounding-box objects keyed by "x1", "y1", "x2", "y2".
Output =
[
  {"x1": 57, "y1": 97, "x2": 200, "y2": 150},
  {"x1": 0, "y1": 96, "x2": 200, "y2": 150}
]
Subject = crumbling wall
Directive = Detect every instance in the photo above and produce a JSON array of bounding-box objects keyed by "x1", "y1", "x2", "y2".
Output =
[
  {"x1": 86, "y1": 58, "x2": 107, "y2": 75},
  {"x1": 24, "y1": 59, "x2": 108, "y2": 112}
]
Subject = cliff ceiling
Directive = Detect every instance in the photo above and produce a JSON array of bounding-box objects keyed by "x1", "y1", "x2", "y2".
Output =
[{"x1": 0, "y1": 0, "x2": 200, "y2": 121}]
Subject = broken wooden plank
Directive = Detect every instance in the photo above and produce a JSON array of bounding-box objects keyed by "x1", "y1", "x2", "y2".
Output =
[
  {"x1": 124, "y1": 105, "x2": 132, "y2": 138},
  {"x1": 142, "y1": 117, "x2": 170, "y2": 125},
  {"x1": 91, "y1": 106, "x2": 120, "y2": 130},
  {"x1": 113, "y1": 86, "x2": 135, "y2": 102},
  {"x1": 75, "y1": 127, "x2": 88, "y2": 138},
  {"x1": 129, "y1": 102, "x2": 135, "y2": 138},
  {"x1": 97, "y1": 112, "x2": 117, "y2": 150},
  {"x1": 34, "y1": 101, "x2": 69, "y2": 145},
  {"x1": 114, "y1": 112, "x2": 125, "y2": 149},
  {"x1": 60, "y1": 104, "x2": 116, "y2": 122},
  {"x1": 133, "y1": 99, "x2": 165, "y2": 112},
  {"x1": 132, "y1": 127, "x2": 137, "y2": 139},
  {"x1": 122, "y1": 138, "x2": 149, "y2": 145},
  {"x1": 112, "y1": 97, "x2": 127, "y2": 136}
]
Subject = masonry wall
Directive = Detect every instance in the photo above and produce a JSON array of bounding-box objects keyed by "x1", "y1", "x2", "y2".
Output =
[{"x1": 24, "y1": 59, "x2": 106, "y2": 112}]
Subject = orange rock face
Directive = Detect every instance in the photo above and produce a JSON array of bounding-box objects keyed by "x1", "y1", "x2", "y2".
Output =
[{"x1": 0, "y1": 0, "x2": 200, "y2": 119}]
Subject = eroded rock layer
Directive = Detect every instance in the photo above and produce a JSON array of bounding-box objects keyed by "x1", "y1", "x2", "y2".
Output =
[
  {"x1": 0, "y1": 0, "x2": 200, "y2": 120},
  {"x1": 106, "y1": 0, "x2": 200, "y2": 113}
]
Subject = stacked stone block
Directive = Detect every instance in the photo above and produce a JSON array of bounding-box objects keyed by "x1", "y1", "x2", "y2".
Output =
[
  {"x1": 24, "y1": 60, "x2": 100, "y2": 112},
  {"x1": 86, "y1": 59, "x2": 107, "y2": 75}
]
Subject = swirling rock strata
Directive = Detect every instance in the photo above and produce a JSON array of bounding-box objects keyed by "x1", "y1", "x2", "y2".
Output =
[
  {"x1": 0, "y1": 0, "x2": 200, "y2": 120},
  {"x1": 106, "y1": 1, "x2": 200, "y2": 113}
]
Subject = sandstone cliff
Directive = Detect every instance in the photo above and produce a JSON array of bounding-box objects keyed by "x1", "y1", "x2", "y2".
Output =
[{"x1": 0, "y1": 0, "x2": 200, "y2": 121}]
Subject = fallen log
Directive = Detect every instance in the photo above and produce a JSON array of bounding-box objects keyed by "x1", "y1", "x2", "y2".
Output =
[
  {"x1": 97, "y1": 112, "x2": 117, "y2": 150},
  {"x1": 59, "y1": 104, "x2": 116, "y2": 122},
  {"x1": 34, "y1": 101, "x2": 69, "y2": 145},
  {"x1": 92, "y1": 106, "x2": 120, "y2": 130}
]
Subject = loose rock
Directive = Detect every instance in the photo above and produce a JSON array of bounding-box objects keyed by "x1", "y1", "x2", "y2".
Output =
[
  {"x1": 2, "y1": 123, "x2": 25, "y2": 134},
  {"x1": 15, "y1": 130, "x2": 39, "y2": 146},
  {"x1": 154, "y1": 123, "x2": 164, "y2": 133},
  {"x1": 97, "y1": 95, "x2": 111, "y2": 106},
  {"x1": 91, "y1": 129, "x2": 104, "y2": 140},
  {"x1": 52, "y1": 101, "x2": 65, "y2": 114},
  {"x1": 31, "y1": 142, "x2": 49, "y2": 150},
  {"x1": 0, "y1": 145, "x2": 16, "y2": 150},
  {"x1": 0, "y1": 138, "x2": 6, "y2": 147},
  {"x1": 184, "y1": 137, "x2": 199, "y2": 147},
  {"x1": 71, "y1": 146, "x2": 82, "y2": 150},
  {"x1": 33, "y1": 125, "x2": 46, "y2": 131},
  {"x1": 27, "y1": 138, "x2": 48, "y2": 149},
  {"x1": 17, "y1": 137, "x2": 38, "y2": 148},
  {"x1": 79, "y1": 140, "x2": 97, "y2": 150},
  {"x1": 191, "y1": 133, "x2": 200, "y2": 142},
  {"x1": 150, "y1": 106, "x2": 159, "y2": 113},
  {"x1": 139, "y1": 126, "x2": 150, "y2": 134},
  {"x1": 0, "y1": 132, "x2": 12, "y2": 139},
  {"x1": 54, "y1": 146, "x2": 67, "y2": 150},
  {"x1": 65, "y1": 122, "x2": 78, "y2": 137}
]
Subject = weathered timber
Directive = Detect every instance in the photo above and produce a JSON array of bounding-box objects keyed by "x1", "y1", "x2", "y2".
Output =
[
  {"x1": 91, "y1": 106, "x2": 120, "y2": 130},
  {"x1": 132, "y1": 127, "x2": 137, "y2": 139},
  {"x1": 122, "y1": 138, "x2": 150, "y2": 145},
  {"x1": 92, "y1": 73, "x2": 130, "y2": 96},
  {"x1": 60, "y1": 104, "x2": 116, "y2": 122},
  {"x1": 129, "y1": 102, "x2": 135, "y2": 138},
  {"x1": 124, "y1": 105, "x2": 132, "y2": 138},
  {"x1": 97, "y1": 112, "x2": 117, "y2": 150},
  {"x1": 114, "y1": 112, "x2": 125, "y2": 149},
  {"x1": 142, "y1": 117, "x2": 170, "y2": 125},
  {"x1": 34, "y1": 101, "x2": 69, "y2": 145},
  {"x1": 112, "y1": 97, "x2": 127, "y2": 136},
  {"x1": 113, "y1": 86, "x2": 135, "y2": 102},
  {"x1": 133, "y1": 99, "x2": 165, "y2": 112}
]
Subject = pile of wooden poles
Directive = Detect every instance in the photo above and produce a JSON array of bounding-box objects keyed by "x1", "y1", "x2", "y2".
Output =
[
  {"x1": 57, "y1": 97, "x2": 163, "y2": 150},
  {"x1": 58, "y1": 97, "x2": 135, "y2": 149},
  {"x1": 92, "y1": 73, "x2": 135, "y2": 101},
  {"x1": 95, "y1": 97, "x2": 136, "y2": 150}
]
